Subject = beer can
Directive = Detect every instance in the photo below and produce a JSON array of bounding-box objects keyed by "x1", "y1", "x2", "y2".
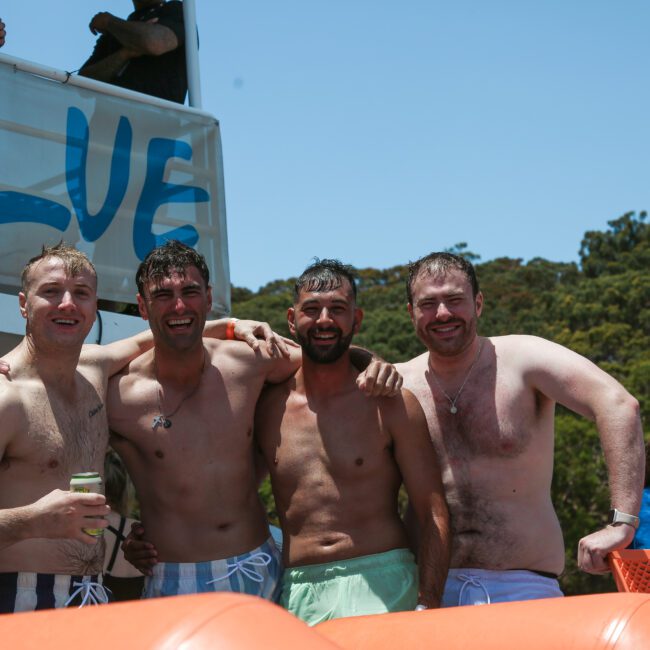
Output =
[{"x1": 69, "y1": 472, "x2": 104, "y2": 537}]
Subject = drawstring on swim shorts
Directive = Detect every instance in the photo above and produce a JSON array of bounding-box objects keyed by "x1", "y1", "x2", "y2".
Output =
[
  {"x1": 457, "y1": 574, "x2": 491, "y2": 606},
  {"x1": 64, "y1": 576, "x2": 110, "y2": 607},
  {"x1": 206, "y1": 552, "x2": 272, "y2": 585}
]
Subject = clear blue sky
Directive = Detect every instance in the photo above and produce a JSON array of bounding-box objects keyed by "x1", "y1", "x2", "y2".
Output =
[{"x1": 3, "y1": 1, "x2": 649, "y2": 290}]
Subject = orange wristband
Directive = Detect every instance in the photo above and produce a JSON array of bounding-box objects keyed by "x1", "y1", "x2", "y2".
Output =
[{"x1": 226, "y1": 319, "x2": 237, "y2": 340}]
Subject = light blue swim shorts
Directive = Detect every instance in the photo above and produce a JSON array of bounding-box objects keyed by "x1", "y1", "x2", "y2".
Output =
[
  {"x1": 142, "y1": 536, "x2": 282, "y2": 601},
  {"x1": 442, "y1": 568, "x2": 563, "y2": 607}
]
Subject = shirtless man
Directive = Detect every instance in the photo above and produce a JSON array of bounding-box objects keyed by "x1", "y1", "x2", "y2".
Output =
[
  {"x1": 112, "y1": 243, "x2": 398, "y2": 601},
  {"x1": 398, "y1": 252, "x2": 644, "y2": 606},
  {"x1": 254, "y1": 260, "x2": 450, "y2": 625},
  {"x1": 0, "y1": 243, "x2": 290, "y2": 612}
]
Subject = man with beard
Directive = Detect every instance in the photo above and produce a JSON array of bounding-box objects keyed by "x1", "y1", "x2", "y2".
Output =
[
  {"x1": 112, "y1": 245, "x2": 400, "y2": 601},
  {"x1": 79, "y1": 1, "x2": 187, "y2": 104},
  {"x1": 398, "y1": 252, "x2": 644, "y2": 606},
  {"x1": 253, "y1": 259, "x2": 450, "y2": 625}
]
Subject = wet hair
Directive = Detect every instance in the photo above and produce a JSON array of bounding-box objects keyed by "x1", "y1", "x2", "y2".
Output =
[
  {"x1": 135, "y1": 240, "x2": 210, "y2": 296},
  {"x1": 406, "y1": 252, "x2": 479, "y2": 304},
  {"x1": 21, "y1": 242, "x2": 97, "y2": 294},
  {"x1": 104, "y1": 449, "x2": 128, "y2": 515},
  {"x1": 293, "y1": 258, "x2": 358, "y2": 302}
]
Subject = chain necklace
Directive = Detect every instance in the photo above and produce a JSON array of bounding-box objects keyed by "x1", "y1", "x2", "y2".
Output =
[
  {"x1": 151, "y1": 352, "x2": 207, "y2": 430},
  {"x1": 428, "y1": 338, "x2": 485, "y2": 415}
]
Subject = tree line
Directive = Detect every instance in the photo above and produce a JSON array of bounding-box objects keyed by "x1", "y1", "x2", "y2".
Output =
[{"x1": 232, "y1": 211, "x2": 649, "y2": 596}]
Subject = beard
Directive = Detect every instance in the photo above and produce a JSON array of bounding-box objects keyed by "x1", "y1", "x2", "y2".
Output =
[{"x1": 295, "y1": 326, "x2": 354, "y2": 364}]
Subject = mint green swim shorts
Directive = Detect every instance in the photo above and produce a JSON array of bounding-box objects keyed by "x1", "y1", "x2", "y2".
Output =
[{"x1": 281, "y1": 548, "x2": 418, "y2": 626}]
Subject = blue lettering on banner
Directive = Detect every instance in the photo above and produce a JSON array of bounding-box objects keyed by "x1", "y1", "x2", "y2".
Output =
[
  {"x1": 0, "y1": 192, "x2": 71, "y2": 230},
  {"x1": 0, "y1": 107, "x2": 210, "y2": 260},
  {"x1": 133, "y1": 137, "x2": 208, "y2": 259},
  {"x1": 66, "y1": 107, "x2": 131, "y2": 242}
]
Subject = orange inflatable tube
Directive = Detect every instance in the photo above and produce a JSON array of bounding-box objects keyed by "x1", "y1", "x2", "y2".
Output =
[
  {"x1": 1, "y1": 592, "x2": 649, "y2": 649},
  {"x1": 317, "y1": 593, "x2": 650, "y2": 649}
]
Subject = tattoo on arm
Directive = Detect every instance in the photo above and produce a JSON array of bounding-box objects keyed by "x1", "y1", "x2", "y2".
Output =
[{"x1": 88, "y1": 403, "x2": 104, "y2": 418}]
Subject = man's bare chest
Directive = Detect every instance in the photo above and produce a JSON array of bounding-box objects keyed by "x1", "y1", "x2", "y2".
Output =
[
  {"x1": 273, "y1": 400, "x2": 394, "y2": 479},
  {"x1": 13, "y1": 385, "x2": 108, "y2": 473},
  {"x1": 407, "y1": 371, "x2": 540, "y2": 461},
  {"x1": 112, "y1": 373, "x2": 264, "y2": 457}
]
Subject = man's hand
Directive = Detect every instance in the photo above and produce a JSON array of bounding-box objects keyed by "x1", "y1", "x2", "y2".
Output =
[
  {"x1": 89, "y1": 12, "x2": 115, "y2": 35},
  {"x1": 28, "y1": 489, "x2": 109, "y2": 544},
  {"x1": 356, "y1": 359, "x2": 403, "y2": 397},
  {"x1": 233, "y1": 320, "x2": 298, "y2": 358},
  {"x1": 577, "y1": 524, "x2": 636, "y2": 574},
  {"x1": 122, "y1": 522, "x2": 158, "y2": 576}
]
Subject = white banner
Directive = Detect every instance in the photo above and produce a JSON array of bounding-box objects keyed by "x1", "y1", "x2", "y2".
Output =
[{"x1": 0, "y1": 55, "x2": 230, "y2": 315}]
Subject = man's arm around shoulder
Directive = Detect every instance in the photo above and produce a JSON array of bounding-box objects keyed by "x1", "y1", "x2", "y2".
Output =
[
  {"x1": 211, "y1": 338, "x2": 301, "y2": 386},
  {"x1": 82, "y1": 318, "x2": 294, "y2": 380}
]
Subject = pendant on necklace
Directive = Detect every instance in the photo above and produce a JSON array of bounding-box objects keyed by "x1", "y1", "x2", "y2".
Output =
[
  {"x1": 152, "y1": 415, "x2": 172, "y2": 430},
  {"x1": 450, "y1": 405, "x2": 458, "y2": 414}
]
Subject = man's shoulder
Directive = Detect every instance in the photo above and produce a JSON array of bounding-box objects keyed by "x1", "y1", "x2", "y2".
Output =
[
  {"x1": 490, "y1": 334, "x2": 557, "y2": 356},
  {"x1": 395, "y1": 351, "x2": 429, "y2": 381},
  {"x1": 0, "y1": 368, "x2": 30, "y2": 419},
  {"x1": 107, "y1": 348, "x2": 152, "y2": 387},
  {"x1": 80, "y1": 343, "x2": 129, "y2": 380},
  {"x1": 0, "y1": 347, "x2": 37, "y2": 394},
  {"x1": 377, "y1": 386, "x2": 422, "y2": 417}
]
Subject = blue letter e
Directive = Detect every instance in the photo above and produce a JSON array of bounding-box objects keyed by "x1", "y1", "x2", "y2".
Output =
[{"x1": 133, "y1": 138, "x2": 209, "y2": 260}]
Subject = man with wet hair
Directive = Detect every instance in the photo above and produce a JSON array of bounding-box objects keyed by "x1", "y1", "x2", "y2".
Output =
[
  {"x1": 0, "y1": 242, "x2": 291, "y2": 612},
  {"x1": 253, "y1": 259, "x2": 450, "y2": 625},
  {"x1": 290, "y1": 259, "x2": 359, "y2": 363},
  {"x1": 398, "y1": 251, "x2": 644, "y2": 606},
  {"x1": 0, "y1": 243, "x2": 145, "y2": 611},
  {"x1": 113, "y1": 245, "x2": 401, "y2": 601}
]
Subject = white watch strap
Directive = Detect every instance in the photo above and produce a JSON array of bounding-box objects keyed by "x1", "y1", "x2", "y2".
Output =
[{"x1": 609, "y1": 508, "x2": 640, "y2": 529}]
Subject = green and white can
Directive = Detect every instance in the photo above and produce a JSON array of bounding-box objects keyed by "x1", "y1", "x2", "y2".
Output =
[{"x1": 70, "y1": 472, "x2": 104, "y2": 537}]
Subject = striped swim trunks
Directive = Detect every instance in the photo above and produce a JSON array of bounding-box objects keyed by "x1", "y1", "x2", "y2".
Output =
[
  {"x1": 142, "y1": 535, "x2": 282, "y2": 601},
  {"x1": 0, "y1": 572, "x2": 110, "y2": 612}
]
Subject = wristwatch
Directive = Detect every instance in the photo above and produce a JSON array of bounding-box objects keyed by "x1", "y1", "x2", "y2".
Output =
[{"x1": 608, "y1": 508, "x2": 640, "y2": 529}]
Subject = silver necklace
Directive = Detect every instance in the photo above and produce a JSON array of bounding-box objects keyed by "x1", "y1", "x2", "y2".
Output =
[
  {"x1": 428, "y1": 339, "x2": 484, "y2": 415},
  {"x1": 152, "y1": 353, "x2": 206, "y2": 430}
]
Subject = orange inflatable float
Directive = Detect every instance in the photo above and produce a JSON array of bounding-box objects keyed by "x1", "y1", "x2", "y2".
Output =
[{"x1": 1, "y1": 592, "x2": 650, "y2": 649}]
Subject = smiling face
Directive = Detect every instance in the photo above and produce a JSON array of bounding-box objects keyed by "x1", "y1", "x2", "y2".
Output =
[
  {"x1": 288, "y1": 277, "x2": 363, "y2": 364},
  {"x1": 408, "y1": 268, "x2": 483, "y2": 357},
  {"x1": 19, "y1": 257, "x2": 98, "y2": 350},
  {"x1": 137, "y1": 265, "x2": 212, "y2": 352}
]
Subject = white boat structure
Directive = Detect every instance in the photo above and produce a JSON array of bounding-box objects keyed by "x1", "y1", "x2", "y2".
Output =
[{"x1": 0, "y1": 0, "x2": 229, "y2": 352}]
